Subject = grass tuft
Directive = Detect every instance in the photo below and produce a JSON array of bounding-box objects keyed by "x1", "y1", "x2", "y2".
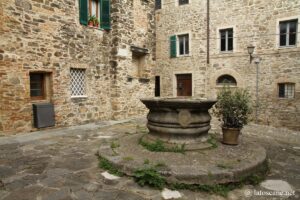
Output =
[
  {"x1": 139, "y1": 136, "x2": 185, "y2": 154},
  {"x1": 98, "y1": 156, "x2": 123, "y2": 176}
]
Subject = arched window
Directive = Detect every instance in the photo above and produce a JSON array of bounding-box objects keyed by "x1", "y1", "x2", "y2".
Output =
[{"x1": 217, "y1": 75, "x2": 237, "y2": 86}]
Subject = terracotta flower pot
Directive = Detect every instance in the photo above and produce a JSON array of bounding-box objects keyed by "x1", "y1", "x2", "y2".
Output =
[
  {"x1": 88, "y1": 21, "x2": 94, "y2": 27},
  {"x1": 222, "y1": 127, "x2": 241, "y2": 145}
]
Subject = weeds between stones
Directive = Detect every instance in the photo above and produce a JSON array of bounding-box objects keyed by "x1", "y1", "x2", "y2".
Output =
[
  {"x1": 98, "y1": 156, "x2": 123, "y2": 176},
  {"x1": 98, "y1": 155, "x2": 267, "y2": 197},
  {"x1": 138, "y1": 136, "x2": 185, "y2": 154},
  {"x1": 133, "y1": 167, "x2": 166, "y2": 189}
]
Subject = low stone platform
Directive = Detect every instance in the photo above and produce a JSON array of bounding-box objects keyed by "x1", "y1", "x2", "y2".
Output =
[{"x1": 98, "y1": 133, "x2": 268, "y2": 185}]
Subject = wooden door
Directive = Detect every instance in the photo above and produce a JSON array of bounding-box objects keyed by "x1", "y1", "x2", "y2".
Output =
[{"x1": 176, "y1": 74, "x2": 192, "y2": 96}]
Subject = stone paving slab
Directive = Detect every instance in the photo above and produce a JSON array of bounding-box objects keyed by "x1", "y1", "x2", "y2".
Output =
[{"x1": 0, "y1": 117, "x2": 299, "y2": 200}]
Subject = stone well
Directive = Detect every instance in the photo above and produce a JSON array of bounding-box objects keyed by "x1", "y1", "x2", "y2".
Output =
[{"x1": 140, "y1": 98, "x2": 217, "y2": 144}]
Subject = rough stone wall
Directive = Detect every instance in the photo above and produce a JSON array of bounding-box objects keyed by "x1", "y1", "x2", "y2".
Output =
[
  {"x1": 109, "y1": 0, "x2": 155, "y2": 120},
  {"x1": 0, "y1": 0, "x2": 155, "y2": 134},
  {"x1": 155, "y1": 0, "x2": 208, "y2": 97},
  {"x1": 155, "y1": 0, "x2": 300, "y2": 130}
]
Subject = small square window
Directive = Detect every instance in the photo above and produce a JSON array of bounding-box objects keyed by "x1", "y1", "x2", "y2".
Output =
[
  {"x1": 220, "y1": 28, "x2": 233, "y2": 52},
  {"x1": 179, "y1": 0, "x2": 189, "y2": 5},
  {"x1": 70, "y1": 68, "x2": 86, "y2": 97},
  {"x1": 278, "y1": 83, "x2": 295, "y2": 98},
  {"x1": 30, "y1": 73, "x2": 45, "y2": 100},
  {"x1": 178, "y1": 34, "x2": 189, "y2": 55},
  {"x1": 279, "y1": 19, "x2": 298, "y2": 47}
]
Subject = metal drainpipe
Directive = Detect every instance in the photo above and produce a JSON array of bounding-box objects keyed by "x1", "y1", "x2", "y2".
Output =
[
  {"x1": 255, "y1": 61, "x2": 259, "y2": 123},
  {"x1": 207, "y1": 0, "x2": 210, "y2": 64}
]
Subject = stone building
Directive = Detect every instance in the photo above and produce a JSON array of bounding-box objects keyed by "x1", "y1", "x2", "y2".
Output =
[
  {"x1": 155, "y1": 0, "x2": 300, "y2": 130},
  {"x1": 0, "y1": 0, "x2": 155, "y2": 134},
  {"x1": 1, "y1": 0, "x2": 299, "y2": 134}
]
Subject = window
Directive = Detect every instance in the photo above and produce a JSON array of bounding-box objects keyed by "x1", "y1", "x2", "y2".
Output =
[
  {"x1": 89, "y1": 0, "x2": 99, "y2": 18},
  {"x1": 278, "y1": 83, "x2": 295, "y2": 98},
  {"x1": 79, "y1": 0, "x2": 110, "y2": 30},
  {"x1": 170, "y1": 34, "x2": 190, "y2": 57},
  {"x1": 179, "y1": 0, "x2": 189, "y2": 5},
  {"x1": 155, "y1": 76, "x2": 160, "y2": 97},
  {"x1": 30, "y1": 73, "x2": 45, "y2": 99},
  {"x1": 70, "y1": 69, "x2": 86, "y2": 97},
  {"x1": 155, "y1": 0, "x2": 161, "y2": 10},
  {"x1": 178, "y1": 34, "x2": 189, "y2": 55},
  {"x1": 217, "y1": 75, "x2": 237, "y2": 86},
  {"x1": 279, "y1": 19, "x2": 298, "y2": 47},
  {"x1": 220, "y1": 28, "x2": 233, "y2": 52}
]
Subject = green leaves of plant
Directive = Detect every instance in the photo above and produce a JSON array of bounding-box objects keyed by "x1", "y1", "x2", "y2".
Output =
[
  {"x1": 133, "y1": 168, "x2": 166, "y2": 189},
  {"x1": 213, "y1": 88, "x2": 252, "y2": 128}
]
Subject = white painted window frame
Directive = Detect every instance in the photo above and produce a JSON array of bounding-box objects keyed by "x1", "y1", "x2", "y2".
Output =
[
  {"x1": 174, "y1": 31, "x2": 191, "y2": 57},
  {"x1": 217, "y1": 26, "x2": 236, "y2": 53},
  {"x1": 276, "y1": 16, "x2": 300, "y2": 49},
  {"x1": 70, "y1": 68, "x2": 87, "y2": 98},
  {"x1": 278, "y1": 83, "x2": 295, "y2": 99}
]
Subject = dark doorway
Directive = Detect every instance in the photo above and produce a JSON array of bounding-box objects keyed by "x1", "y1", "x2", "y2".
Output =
[
  {"x1": 155, "y1": 76, "x2": 160, "y2": 97},
  {"x1": 176, "y1": 74, "x2": 192, "y2": 96}
]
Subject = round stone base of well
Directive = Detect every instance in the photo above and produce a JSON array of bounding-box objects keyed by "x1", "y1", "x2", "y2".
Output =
[
  {"x1": 98, "y1": 134, "x2": 267, "y2": 185},
  {"x1": 141, "y1": 134, "x2": 214, "y2": 151}
]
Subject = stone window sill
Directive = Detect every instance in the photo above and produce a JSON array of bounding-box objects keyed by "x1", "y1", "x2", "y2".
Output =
[
  {"x1": 215, "y1": 85, "x2": 237, "y2": 88},
  {"x1": 71, "y1": 96, "x2": 88, "y2": 99}
]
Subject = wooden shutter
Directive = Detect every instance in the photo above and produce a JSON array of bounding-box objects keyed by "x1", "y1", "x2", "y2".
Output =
[
  {"x1": 101, "y1": 0, "x2": 111, "y2": 30},
  {"x1": 170, "y1": 35, "x2": 177, "y2": 58},
  {"x1": 79, "y1": 0, "x2": 88, "y2": 25}
]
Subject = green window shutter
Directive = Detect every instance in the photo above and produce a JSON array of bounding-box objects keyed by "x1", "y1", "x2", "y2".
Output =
[
  {"x1": 79, "y1": 0, "x2": 88, "y2": 26},
  {"x1": 170, "y1": 35, "x2": 177, "y2": 58},
  {"x1": 101, "y1": 0, "x2": 111, "y2": 30}
]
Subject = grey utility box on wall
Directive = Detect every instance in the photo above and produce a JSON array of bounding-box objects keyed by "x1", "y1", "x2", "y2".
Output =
[{"x1": 32, "y1": 103, "x2": 55, "y2": 128}]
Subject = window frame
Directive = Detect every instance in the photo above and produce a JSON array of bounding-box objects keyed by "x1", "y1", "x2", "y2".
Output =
[
  {"x1": 216, "y1": 74, "x2": 237, "y2": 87},
  {"x1": 178, "y1": 0, "x2": 189, "y2": 6},
  {"x1": 89, "y1": 0, "x2": 100, "y2": 19},
  {"x1": 279, "y1": 19, "x2": 298, "y2": 47},
  {"x1": 70, "y1": 68, "x2": 87, "y2": 98},
  {"x1": 276, "y1": 16, "x2": 299, "y2": 49},
  {"x1": 278, "y1": 83, "x2": 295, "y2": 99},
  {"x1": 177, "y1": 33, "x2": 190, "y2": 56},
  {"x1": 155, "y1": 0, "x2": 162, "y2": 10},
  {"x1": 30, "y1": 73, "x2": 45, "y2": 100},
  {"x1": 219, "y1": 28, "x2": 233, "y2": 52}
]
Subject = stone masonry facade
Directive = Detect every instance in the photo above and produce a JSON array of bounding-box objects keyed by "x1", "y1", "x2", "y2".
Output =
[
  {"x1": 155, "y1": 0, "x2": 300, "y2": 130},
  {"x1": 1, "y1": 0, "x2": 299, "y2": 134},
  {"x1": 0, "y1": 0, "x2": 155, "y2": 134}
]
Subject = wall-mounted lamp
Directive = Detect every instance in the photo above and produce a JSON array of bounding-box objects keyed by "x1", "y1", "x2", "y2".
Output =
[{"x1": 247, "y1": 45, "x2": 255, "y2": 63}]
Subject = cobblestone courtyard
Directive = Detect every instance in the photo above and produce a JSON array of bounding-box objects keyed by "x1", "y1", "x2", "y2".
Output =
[{"x1": 0, "y1": 118, "x2": 299, "y2": 200}]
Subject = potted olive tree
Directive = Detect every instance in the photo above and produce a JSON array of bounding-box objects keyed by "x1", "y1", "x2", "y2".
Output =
[{"x1": 213, "y1": 88, "x2": 252, "y2": 145}]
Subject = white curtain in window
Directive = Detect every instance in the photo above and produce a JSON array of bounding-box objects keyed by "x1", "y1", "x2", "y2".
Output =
[{"x1": 91, "y1": 0, "x2": 97, "y2": 16}]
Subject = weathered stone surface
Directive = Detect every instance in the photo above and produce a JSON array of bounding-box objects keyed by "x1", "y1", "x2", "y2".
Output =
[
  {"x1": 162, "y1": 188, "x2": 182, "y2": 200},
  {"x1": 141, "y1": 98, "x2": 216, "y2": 144},
  {"x1": 260, "y1": 180, "x2": 294, "y2": 192},
  {"x1": 98, "y1": 133, "x2": 268, "y2": 185},
  {"x1": 0, "y1": 0, "x2": 155, "y2": 135},
  {"x1": 0, "y1": 118, "x2": 299, "y2": 200},
  {"x1": 155, "y1": 0, "x2": 300, "y2": 131}
]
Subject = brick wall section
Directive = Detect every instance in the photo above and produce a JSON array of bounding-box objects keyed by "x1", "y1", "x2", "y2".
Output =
[
  {"x1": 155, "y1": 0, "x2": 300, "y2": 130},
  {"x1": 0, "y1": 0, "x2": 155, "y2": 134}
]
